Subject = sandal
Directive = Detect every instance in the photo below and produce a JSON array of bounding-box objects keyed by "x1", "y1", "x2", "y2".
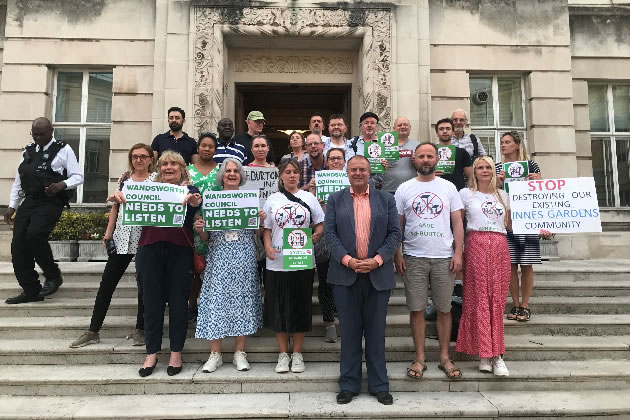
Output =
[
  {"x1": 517, "y1": 307, "x2": 531, "y2": 322},
  {"x1": 507, "y1": 307, "x2": 521, "y2": 321},
  {"x1": 438, "y1": 359, "x2": 462, "y2": 379},
  {"x1": 406, "y1": 360, "x2": 427, "y2": 380}
]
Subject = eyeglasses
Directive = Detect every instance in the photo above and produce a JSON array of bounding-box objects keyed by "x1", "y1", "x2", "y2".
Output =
[
  {"x1": 328, "y1": 157, "x2": 344, "y2": 161},
  {"x1": 131, "y1": 155, "x2": 151, "y2": 161},
  {"x1": 452, "y1": 118, "x2": 467, "y2": 123},
  {"x1": 306, "y1": 143, "x2": 322, "y2": 148}
]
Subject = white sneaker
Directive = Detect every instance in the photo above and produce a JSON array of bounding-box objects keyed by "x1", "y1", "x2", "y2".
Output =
[
  {"x1": 275, "y1": 352, "x2": 290, "y2": 373},
  {"x1": 492, "y1": 356, "x2": 509, "y2": 376},
  {"x1": 202, "y1": 352, "x2": 223, "y2": 373},
  {"x1": 291, "y1": 352, "x2": 305, "y2": 373},
  {"x1": 479, "y1": 357, "x2": 493, "y2": 372},
  {"x1": 232, "y1": 350, "x2": 250, "y2": 371}
]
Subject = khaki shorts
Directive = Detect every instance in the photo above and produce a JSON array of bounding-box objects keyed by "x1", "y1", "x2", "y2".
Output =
[{"x1": 402, "y1": 256, "x2": 454, "y2": 312}]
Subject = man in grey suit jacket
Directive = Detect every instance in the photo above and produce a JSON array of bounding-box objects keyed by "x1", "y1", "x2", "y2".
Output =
[{"x1": 325, "y1": 156, "x2": 402, "y2": 405}]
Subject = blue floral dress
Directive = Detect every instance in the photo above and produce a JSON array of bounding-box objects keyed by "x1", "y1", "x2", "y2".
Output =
[{"x1": 195, "y1": 228, "x2": 263, "y2": 340}]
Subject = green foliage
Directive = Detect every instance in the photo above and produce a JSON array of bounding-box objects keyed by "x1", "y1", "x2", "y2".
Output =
[{"x1": 50, "y1": 211, "x2": 109, "y2": 241}]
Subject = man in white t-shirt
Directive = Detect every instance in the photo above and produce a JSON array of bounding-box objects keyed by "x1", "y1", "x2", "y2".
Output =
[{"x1": 394, "y1": 142, "x2": 464, "y2": 380}]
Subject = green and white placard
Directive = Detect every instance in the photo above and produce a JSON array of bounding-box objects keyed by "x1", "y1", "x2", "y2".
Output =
[
  {"x1": 315, "y1": 170, "x2": 350, "y2": 203},
  {"x1": 436, "y1": 145, "x2": 456, "y2": 175},
  {"x1": 282, "y1": 228, "x2": 313, "y2": 270},
  {"x1": 502, "y1": 161, "x2": 529, "y2": 193},
  {"x1": 202, "y1": 190, "x2": 260, "y2": 230},
  {"x1": 121, "y1": 181, "x2": 188, "y2": 227},
  {"x1": 364, "y1": 131, "x2": 399, "y2": 173}
]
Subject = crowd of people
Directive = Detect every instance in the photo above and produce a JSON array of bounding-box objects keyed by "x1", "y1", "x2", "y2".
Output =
[{"x1": 3, "y1": 106, "x2": 546, "y2": 406}]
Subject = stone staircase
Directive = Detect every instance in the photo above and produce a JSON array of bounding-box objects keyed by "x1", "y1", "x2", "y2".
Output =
[{"x1": 0, "y1": 261, "x2": 629, "y2": 419}]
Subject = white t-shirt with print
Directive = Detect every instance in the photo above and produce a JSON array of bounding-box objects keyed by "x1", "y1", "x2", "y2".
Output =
[
  {"x1": 395, "y1": 177, "x2": 463, "y2": 258},
  {"x1": 459, "y1": 188, "x2": 509, "y2": 234},
  {"x1": 263, "y1": 190, "x2": 325, "y2": 271}
]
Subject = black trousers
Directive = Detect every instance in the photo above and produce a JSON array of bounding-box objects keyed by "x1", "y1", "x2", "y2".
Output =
[
  {"x1": 11, "y1": 196, "x2": 64, "y2": 296},
  {"x1": 136, "y1": 242, "x2": 192, "y2": 354},
  {"x1": 89, "y1": 253, "x2": 144, "y2": 333},
  {"x1": 315, "y1": 259, "x2": 336, "y2": 323}
]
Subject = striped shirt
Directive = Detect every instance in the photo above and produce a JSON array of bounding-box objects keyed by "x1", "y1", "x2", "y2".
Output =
[
  {"x1": 351, "y1": 186, "x2": 371, "y2": 260},
  {"x1": 298, "y1": 154, "x2": 326, "y2": 189},
  {"x1": 214, "y1": 141, "x2": 246, "y2": 164}
]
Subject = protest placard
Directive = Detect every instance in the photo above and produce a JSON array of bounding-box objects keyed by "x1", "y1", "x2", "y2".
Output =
[
  {"x1": 502, "y1": 161, "x2": 529, "y2": 193},
  {"x1": 509, "y1": 177, "x2": 602, "y2": 234},
  {"x1": 315, "y1": 170, "x2": 350, "y2": 203},
  {"x1": 242, "y1": 167, "x2": 279, "y2": 207},
  {"x1": 364, "y1": 131, "x2": 399, "y2": 173},
  {"x1": 436, "y1": 145, "x2": 456, "y2": 175},
  {"x1": 283, "y1": 228, "x2": 313, "y2": 270},
  {"x1": 202, "y1": 190, "x2": 259, "y2": 231},
  {"x1": 121, "y1": 181, "x2": 188, "y2": 227}
]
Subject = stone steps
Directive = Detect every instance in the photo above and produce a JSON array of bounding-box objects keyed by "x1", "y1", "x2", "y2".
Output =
[{"x1": 1, "y1": 390, "x2": 629, "y2": 419}]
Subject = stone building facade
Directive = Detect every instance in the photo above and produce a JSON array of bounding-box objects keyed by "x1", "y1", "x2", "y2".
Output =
[{"x1": 0, "y1": 0, "x2": 628, "y2": 258}]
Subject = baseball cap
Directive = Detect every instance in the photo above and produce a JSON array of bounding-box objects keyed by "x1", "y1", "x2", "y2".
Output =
[
  {"x1": 247, "y1": 111, "x2": 265, "y2": 121},
  {"x1": 360, "y1": 112, "x2": 379, "y2": 123}
]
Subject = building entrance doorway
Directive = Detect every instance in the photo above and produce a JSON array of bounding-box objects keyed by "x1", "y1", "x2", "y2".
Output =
[{"x1": 235, "y1": 84, "x2": 351, "y2": 163}]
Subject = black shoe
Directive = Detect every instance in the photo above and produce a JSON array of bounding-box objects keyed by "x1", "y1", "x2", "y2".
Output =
[
  {"x1": 336, "y1": 390, "x2": 358, "y2": 405},
  {"x1": 138, "y1": 360, "x2": 158, "y2": 377},
  {"x1": 370, "y1": 391, "x2": 393, "y2": 405},
  {"x1": 167, "y1": 365, "x2": 182, "y2": 376},
  {"x1": 5, "y1": 292, "x2": 44, "y2": 305},
  {"x1": 39, "y1": 279, "x2": 63, "y2": 297}
]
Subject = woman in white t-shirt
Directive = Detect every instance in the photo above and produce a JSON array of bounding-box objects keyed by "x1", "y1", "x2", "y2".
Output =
[
  {"x1": 455, "y1": 156, "x2": 512, "y2": 377},
  {"x1": 262, "y1": 160, "x2": 325, "y2": 374}
]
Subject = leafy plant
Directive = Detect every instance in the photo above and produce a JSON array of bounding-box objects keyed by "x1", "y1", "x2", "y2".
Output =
[{"x1": 50, "y1": 211, "x2": 109, "y2": 241}]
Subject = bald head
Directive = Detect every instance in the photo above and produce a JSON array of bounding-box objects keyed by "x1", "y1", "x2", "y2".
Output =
[
  {"x1": 451, "y1": 109, "x2": 468, "y2": 137},
  {"x1": 31, "y1": 117, "x2": 54, "y2": 146},
  {"x1": 393, "y1": 116, "x2": 411, "y2": 142}
]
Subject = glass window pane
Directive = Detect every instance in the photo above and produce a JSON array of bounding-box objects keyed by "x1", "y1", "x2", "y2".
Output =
[
  {"x1": 497, "y1": 77, "x2": 524, "y2": 127},
  {"x1": 473, "y1": 130, "x2": 498, "y2": 161},
  {"x1": 617, "y1": 137, "x2": 630, "y2": 206},
  {"x1": 591, "y1": 137, "x2": 615, "y2": 207},
  {"x1": 55, "y1": 72, "x2": 83, "y2": 123},
  {"x1": 53, "y1": 127, "x2": 81, "y2": 203},
  {"x1": 588, "y1": 85, "x2": 609, "y2": 132},
  {"x1": 470, "y1": 77, "x2": 494, "y2": 126},
  {"x1": 83, "y1": 127, "x2": 111, "y2": 203},
  {"x1": 613, "y1": 85, "x2": 630, "y2": 132},
  {"x1": 87, "y1": 72, "x2": 113, "y2": 123}
]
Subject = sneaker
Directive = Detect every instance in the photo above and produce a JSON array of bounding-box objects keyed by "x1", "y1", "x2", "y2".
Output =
[
  {"x1": 69, "y1": 331, "x2": 100, "y2": 348},
  {"x1": 324, "y1": 325, "x2": 338, "y2": 343},
  {"x1": 202, "y1": 352, "x2": 223, "y2": 373},
  {"x1": 291, "y1": 352, "x2": 305, "y2": 373},
  {"x1": 128, "y1": 329, "x2": 144, "y2": 346},
  {"x1": 275, "y1": 352, "x2": 290, "y2": 373},
  {"x1": 188, "y1": 305, "x2": 198, "y2": 323},
  {"x1": 232, "y1": 350, "x2": 250, "y2": 371},
  {"x1": 479, "y1": 357, "x2": 492, "y2": 373},
  {"x1": 492, "y1": 356, "x2": 509, "y2": 377}
]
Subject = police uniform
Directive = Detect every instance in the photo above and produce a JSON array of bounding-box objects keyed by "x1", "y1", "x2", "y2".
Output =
[{"x1": 8, "y1": 138, "x2": 83, "y2": 298}]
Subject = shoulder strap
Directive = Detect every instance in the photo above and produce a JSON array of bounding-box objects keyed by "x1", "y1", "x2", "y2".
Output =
[
  {"x1": 280, "y1": 187, "x2": 312, "y2": 218},
  {"x1": 350, "y1": 136, "x2": 360, "y2": 154},
  {"x1": 470, "y1": 134, "x2": 479, "y2": 159},
  {"x1": 118, "y1": 171, "x2": 131, "y2": 191}
]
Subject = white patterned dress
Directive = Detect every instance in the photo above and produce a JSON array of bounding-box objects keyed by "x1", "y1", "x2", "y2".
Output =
[{"x1": 195, "y1": 228, "x2": 263, "y2": 340}]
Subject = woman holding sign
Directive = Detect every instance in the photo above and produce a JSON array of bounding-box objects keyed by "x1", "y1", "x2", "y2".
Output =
[
  {"x1": 456, "y1": 156, "x2": 512, "y2": 376},
  {"x1": 193, "y1": 158, "x2": 265, "y2": 373},
  {"x1": 496, "y1": 131, "x2": 543, "y2": 322},
  {"x1": 263, "y1": 159, "x2": 325, "y2": 374},
  {"x1": 249, "y1": 135, "x2": 275, "y2": 168}
]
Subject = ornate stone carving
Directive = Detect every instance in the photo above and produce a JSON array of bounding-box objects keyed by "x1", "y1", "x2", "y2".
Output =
[
  {"x1": 193, "y1": 6, "x2": 392, "y2": 134},
  {"x1": 232, "y1": 55, "x2": 353, "y2": 74}
]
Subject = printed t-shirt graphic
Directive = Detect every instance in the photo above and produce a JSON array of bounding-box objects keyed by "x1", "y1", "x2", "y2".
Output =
[{"x1": 459, "y1": 188, "x2": 509, "y2": 234}]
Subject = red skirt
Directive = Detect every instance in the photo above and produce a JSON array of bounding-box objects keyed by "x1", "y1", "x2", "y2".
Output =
[{"x1": 456, "y1": 231, "x2": 511, "y2": 358}]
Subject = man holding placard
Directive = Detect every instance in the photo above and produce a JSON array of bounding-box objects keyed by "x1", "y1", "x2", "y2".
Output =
[
  {"x1": 383, "y1": 117, "x2": 420, "y2": 194},
  {"x1": 299, "y1": 133, "x2": 327, "y2": 192},
  {"x1": 346, "y1": 112, "x2": 388, "y2": 189},
  {"x1": 434, "y1": 118, "x2": 472, "y2": 191}
]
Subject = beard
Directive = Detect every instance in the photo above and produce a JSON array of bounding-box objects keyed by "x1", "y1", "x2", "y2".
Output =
[
  {"x1": 418, "y1": 165, "x2": 436, "y2": 176},
  {"x1": 169, "y1": 122, "x2": 183, "y2": 132}
]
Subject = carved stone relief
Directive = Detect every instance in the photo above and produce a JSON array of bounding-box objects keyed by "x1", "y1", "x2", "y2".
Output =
[
  {"x1": 193, "y1": 6, "x2": 392, "y2": 134},
  {"x1": 232, "y1": 55, "x2": 353, "y2": 74}
]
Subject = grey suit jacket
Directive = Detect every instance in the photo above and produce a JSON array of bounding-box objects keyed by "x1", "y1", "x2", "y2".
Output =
[{"x1": 325, "y1": 187, "x2": 402, "y2": 291}]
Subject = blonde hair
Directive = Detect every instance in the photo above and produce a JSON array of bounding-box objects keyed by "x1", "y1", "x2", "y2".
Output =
[
  {"x1": 470, "y1": 156, "x2": 508, "y2": 228},
  {"x1": 501, "y1": 131, "x2": 529, "y2": 161},
  {"x1": 154, "y1": 150, "x2": 191, "y2": 185}
]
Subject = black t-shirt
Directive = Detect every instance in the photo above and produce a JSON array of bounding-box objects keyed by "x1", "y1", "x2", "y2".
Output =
[
  {"x1": 233, "y1": 132, "x2": 276, "y2": 165},
  {"x1": 440, "y1": 145, "x2": 472, "y2": 191},
  {"x1": 151, "y1": 131, "x2": 198, "y2": 165}
]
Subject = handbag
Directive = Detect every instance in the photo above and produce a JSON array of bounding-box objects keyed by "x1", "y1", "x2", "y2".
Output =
[{"x1": 182, "y1": 227, "x2": 206, "y2": 273}]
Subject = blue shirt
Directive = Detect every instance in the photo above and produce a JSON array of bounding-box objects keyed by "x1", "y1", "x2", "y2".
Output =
[
  {"x1": 151, "y1": 131, "x2": 198, "y2": 165},
  {"x1": 214, "y1": 141, "x2": 247, "y2": 164}
]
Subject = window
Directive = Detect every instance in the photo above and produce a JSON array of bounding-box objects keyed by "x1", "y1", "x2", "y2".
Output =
[
  {"x1": 53, "y1": 71, "x2": 113, "y2": 204},
  {"x1": 469, "y1": 76, "x2": 527, "y2": 161},
  {"x1": 589, "y1": 83, "x2": 630, "y2": 207}
]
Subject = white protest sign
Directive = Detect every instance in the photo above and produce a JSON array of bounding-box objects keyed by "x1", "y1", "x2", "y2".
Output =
[
  {"x1": 242, "y1": 167, "x2": 279, "y2": 207},
  {"x1": 121, "y1": 181, "x2": 188, "y2": 227},
  {"x1": 509, "y1": 177, "x2": 601, "y2": 234},
  {"x1": 202, "y1": 190, "x2": 260, "y2": 231},
  {"x1": 315, "y1": 170, "x2": 350, "y2": 203}
]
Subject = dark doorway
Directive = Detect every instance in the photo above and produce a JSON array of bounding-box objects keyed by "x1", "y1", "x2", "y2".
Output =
[{"x1": 235, "y1": 84, "x2": 351, "y2": 163}]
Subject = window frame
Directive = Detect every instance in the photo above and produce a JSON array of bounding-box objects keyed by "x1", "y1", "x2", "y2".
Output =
[{"x1": 51, "y1": 69, "x2": 112, "y2": 205}]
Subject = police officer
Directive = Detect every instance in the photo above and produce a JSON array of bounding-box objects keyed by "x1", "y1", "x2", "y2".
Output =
[{"x1": 4, "y1": 117, "x2": 84, "y2": 304}]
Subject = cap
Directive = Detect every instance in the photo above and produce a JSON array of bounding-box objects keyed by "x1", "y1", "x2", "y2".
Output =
[
  {"x1": 246, "y1": 111, "x2": 265, "y2": 121},
  {"x1": 360, "y1": 112, "x2": 379, "y2": 123}
]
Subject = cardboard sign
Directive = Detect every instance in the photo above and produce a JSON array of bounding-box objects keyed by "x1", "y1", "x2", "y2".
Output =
[
  {"x1": 315, "y1": 170, "x2": 350, "y2": 203},
  {"x1": 201, "y1": 190, "x2": 260, "y2": 231},
  {"x1": 282, "y1": 228, "x2": 313, "y2": 270},
  {"x1": 502, "y1": 161, "x2": 529, "y2": 193},
  {"x1": 509, "y1": 177, "x2": 602, "y2": 234},
  {"x1": 121, "y1": 181, "x2": 188, "y2": 227},
  {"x1": 242, "y1": 167, "x2": 279, "y2": 207},
  {"x1": 364, "y1": 131, "x2": 399, "y2": 173},
  {"x1": 436, "y1": 145, "x2": 456, "y2": 175}
]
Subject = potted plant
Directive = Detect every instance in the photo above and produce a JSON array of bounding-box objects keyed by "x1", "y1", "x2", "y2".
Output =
[
  {"x1": 77, "y1": 212, "x2": 109, "y2": 262},
  {"x1": 49, "y1": 212, "x2": 81, "y2": 262},
  {"x1": 539, "y1": 229, "x2": 559, "y2": 261}
]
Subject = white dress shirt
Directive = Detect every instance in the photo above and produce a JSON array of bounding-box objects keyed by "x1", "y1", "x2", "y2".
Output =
[{"x1": 9, "y1": 137, "x2": 84, "y2": 209}]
